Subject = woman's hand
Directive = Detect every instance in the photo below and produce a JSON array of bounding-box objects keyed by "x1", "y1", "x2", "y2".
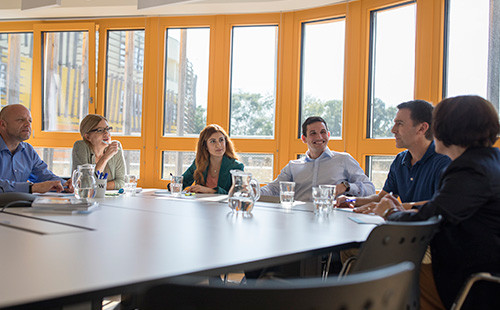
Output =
[
  {"x1": 103, "y1": 141, "x2": 119, "y2": 159},
  {"x1": 187, "y1": 185, "x2": 217, "y2": 194}
]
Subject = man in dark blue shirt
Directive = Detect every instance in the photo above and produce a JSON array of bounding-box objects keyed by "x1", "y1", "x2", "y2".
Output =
[
  {"x1": 0, "y1": 104, "x2": 73, "y2": 193},
  {"x1": 338, "y1": 100, "x2": 450, "y2": 208}
]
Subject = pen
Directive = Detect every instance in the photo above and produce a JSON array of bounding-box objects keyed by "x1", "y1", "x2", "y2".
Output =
[
  {"x1": 96, "y1": 170, "x2": 100, "y2": 179},
  {"x1": 344, "y1": 198, "x2": 356, "y2": 203},
  {"x1": 103, "y1": 173, "x2": 108, "y2": 180}
]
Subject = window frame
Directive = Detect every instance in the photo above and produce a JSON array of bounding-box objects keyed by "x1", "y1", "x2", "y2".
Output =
[
  {"x1": 298, "y1": 16, "x2": 347, "y2": 141},
  {"x1": 7, "y1": 0, "x2": 496, "y2": 190},
  {"x1": 32, "y1": 22, "x2": 96, "y2": 145}
]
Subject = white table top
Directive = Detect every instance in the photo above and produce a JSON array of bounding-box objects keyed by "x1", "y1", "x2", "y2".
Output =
[{"x1": 0, "y1": 191, "x2": 383, "y2": 309}]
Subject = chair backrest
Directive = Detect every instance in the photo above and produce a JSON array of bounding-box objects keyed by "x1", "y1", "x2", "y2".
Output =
[
  {"x1": 351, "y1": 216, "x2": 441, "y2": 273},
  {"x1": 351, "y1": 215, "x2": 442, "y2": 310},
  {"x1": 143, "y1": 262, "x2": 414, "y2": 310}
]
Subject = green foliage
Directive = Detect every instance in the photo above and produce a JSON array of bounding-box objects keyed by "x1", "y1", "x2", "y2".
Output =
[
  {"x1": 301, "y1": 95, "x2": 342, "y2": 137},
  {"x1": 197, "y1": 90, "x2": 396, "y2": 139},
  {"x1": 230, "y1": 90, "x2": 274, "y2": 137},
  {"x1": 371, "y1": 98, "x2": 397, "y2": 138},
  {"x1": 192, "y1": 105, "x2": 207, "y2": 134}
]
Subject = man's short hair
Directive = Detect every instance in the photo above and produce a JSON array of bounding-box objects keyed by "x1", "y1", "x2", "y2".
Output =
[
  {"x1": 302, "y1": 116, "x2": 328, "y2": 136},
  {"x1": 433, "y1": 95, "x2": 499, "y2": 148},
  {"x1": 0, "y1": 105, "x2": 13, "y2": 121},
  {"x1": 397, "y1": 100, "x2": 434, "y2": 140}
]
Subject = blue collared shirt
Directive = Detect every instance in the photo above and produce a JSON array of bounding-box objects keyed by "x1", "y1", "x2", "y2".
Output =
[
  {"x1": 383, "y1": 141, "x2": 451, "y2": 203},
  {"x1": 260, "y1": 148, "x2": 375, "y2": 201},
  {"x1": 0, "y1": 135, "x2": 62, "y2": 192}
]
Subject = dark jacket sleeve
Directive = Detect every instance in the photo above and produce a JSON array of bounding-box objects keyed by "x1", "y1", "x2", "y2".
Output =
[
  {"x1": 387, "y1": 166, "x2": 487, "y2": 224},
  {"x1": 181, "y1": 160, "x2": 197, "y2": 190}
]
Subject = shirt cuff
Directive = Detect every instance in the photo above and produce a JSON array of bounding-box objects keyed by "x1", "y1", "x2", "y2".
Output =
[{"x1": 14, "y1": 182, "x2": 31, "y2": 193}]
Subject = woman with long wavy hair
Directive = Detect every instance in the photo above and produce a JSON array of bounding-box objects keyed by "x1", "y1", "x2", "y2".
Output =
[{"x1": 181, "y1": 124, "x2": 244, "y2": 194}]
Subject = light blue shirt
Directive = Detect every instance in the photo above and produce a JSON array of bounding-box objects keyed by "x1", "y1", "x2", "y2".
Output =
[
  {"x1": 260, "y1": 148, "x2": 375, "y2": 202},
  {"x1": 0, "y1": 135, "x2": 63, "y2": 192}
]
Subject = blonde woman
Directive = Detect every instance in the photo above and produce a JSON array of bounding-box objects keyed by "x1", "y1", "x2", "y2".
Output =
[
  {"x1": 72, "y1": 114, "x2": 125, "y2": 190},
  {"x1": 181, "y1": 124, "x2": 244, "y2": 194}
]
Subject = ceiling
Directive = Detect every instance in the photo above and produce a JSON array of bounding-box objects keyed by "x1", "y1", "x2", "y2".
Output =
[{"x1": 0, "y1": 0, "x2": 349, "y2": 20}]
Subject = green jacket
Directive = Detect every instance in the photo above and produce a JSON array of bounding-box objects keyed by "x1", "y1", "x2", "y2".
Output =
[{"x1": 182, "y1": 155, "x2": 244, "y2": 194}]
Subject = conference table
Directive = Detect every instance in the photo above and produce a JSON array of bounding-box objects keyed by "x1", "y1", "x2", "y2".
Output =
[{"x1": 0, "y1": 190, "x2": 384, "y2": 309}]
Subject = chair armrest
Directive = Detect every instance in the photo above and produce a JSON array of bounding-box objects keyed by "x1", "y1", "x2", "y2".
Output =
[{"x1": 451, "y1": 272, "x2": 500, "y2": 310}]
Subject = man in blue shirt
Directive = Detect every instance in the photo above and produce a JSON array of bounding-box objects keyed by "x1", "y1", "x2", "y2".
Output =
[
  {"x1": 260, "y1": 116, "x2": 375, "y2": 201},
  {"x1": 337, "y1": 100, "x2": 451, "y2": 208},
  {"x1": 0, "y1": 104, "x2": 73, "y2": 193}
]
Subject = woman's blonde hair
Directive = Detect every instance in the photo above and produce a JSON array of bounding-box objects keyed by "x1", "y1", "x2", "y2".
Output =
[
  {"x1": 194, "y1": 124, "x2": 238, "y2": 185},
  {"x1": 80, "y1": 114, "x2": 107, "y2": 146}
]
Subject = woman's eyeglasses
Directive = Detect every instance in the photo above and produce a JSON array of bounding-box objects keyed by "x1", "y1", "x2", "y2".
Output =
[{"x1": 88, "y1": 126, "x2": 113, "y2": 134}]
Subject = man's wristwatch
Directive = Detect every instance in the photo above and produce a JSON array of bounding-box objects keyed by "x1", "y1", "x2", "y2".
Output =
[
  {"x1": 28, "y1": 182, "x2": 33, "y2": 194},
  {"x1": 341, "y1": 181, "x2": 350, "y2": 193}
]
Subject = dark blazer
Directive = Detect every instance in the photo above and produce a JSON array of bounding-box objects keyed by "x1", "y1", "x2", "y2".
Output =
[
  {"x1": 389, "y1": 147, "x2": 500, "y2": 309},
  {"x1": 182, "y1": 155, "x2": 244, "y2": 194}
]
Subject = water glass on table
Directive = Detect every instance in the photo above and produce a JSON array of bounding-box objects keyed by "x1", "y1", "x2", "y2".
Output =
[
  {"x1": 312, "y1": 186, "x2": 329, "y2": 215},
  {"x1": 279, "y1": 181, "x2": 295, "y2": 207},
  {"x1": 124, "y1": 175, "x2": 138, "y2": 196},
  {"x1": 318, "y1": 184, "x2": 336, "y2": 213},
  {"x1": 170, "y1": 175, "x2": 183, "y2": 197}
]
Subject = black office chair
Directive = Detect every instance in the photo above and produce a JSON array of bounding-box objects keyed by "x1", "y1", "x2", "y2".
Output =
[
  {"x1": 142, "y1": 262, "x2": 414, "y2": 310},
  {"x1": 450, "y1": 272, "x2": 500, "y2": 310},
  {"x1": 336, "y1": 216, "x2": 442, "y2": 310}
]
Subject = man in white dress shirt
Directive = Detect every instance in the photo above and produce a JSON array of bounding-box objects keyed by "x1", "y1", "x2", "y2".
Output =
[{"x1": 260, "y1": 116, "x2": 375, "y2": 201}]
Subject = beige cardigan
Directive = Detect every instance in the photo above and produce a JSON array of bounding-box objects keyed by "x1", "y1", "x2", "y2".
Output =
[{"x1": 71, "y1": 140, "x2": 126, "y2": 189}]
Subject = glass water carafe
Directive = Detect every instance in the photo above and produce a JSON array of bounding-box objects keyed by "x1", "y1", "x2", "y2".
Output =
[
  {"x1": 72, "y1": 164, "x2": 97, "y2": 200},
  {"x1": 227, "y1": 170, "x2": 261, "y2": 214}
]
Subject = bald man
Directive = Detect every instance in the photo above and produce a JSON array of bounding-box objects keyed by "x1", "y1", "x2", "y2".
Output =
[{"x1": 0, "y1": 104, "x2": 73, "y2": 193}]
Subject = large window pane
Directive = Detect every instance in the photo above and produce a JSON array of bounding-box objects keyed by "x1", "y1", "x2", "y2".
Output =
[
  {"x1": 445, "y1": 0, "x2": 500, "y2": 114},
  {"x1": 238, "y1": 153, "x2": 273, "y2": 183},
  {"x1": 105, "y1": 30, "x2": 144, "y2": 136},
  {"x1": 34, "y1": 148, "x2": 72, "y2": 178},
  {"x1": 0, "y1": 33, "x2": 33, "y2": 109},
  {"x1": 368, "y1": 3, "x2": 416, "y2": 138},
  {"x1": 164, "y1": 28, "x2": 210, "y2": 137},
  {"x1": 43, "y1": 31, "x2": 89, "y2": 132},
  {"x1": 300, "y1": 18, "x2": 345, "y2": 139},
  {"x1": 161, "y1": 151, "x2": 273, "y2": 184},
  {"x1": 162, "y1": 151, "x2": 196, "y2": 180},
  {"x1": 123, "y1": 150, "x2": 141, "y2": 177},
  {"x1": 34, "y1": 148, "x2": 140, "y2": 181},
  {"x1": 230, "y1": 26, "x2": 277, "y2": 138},
  {"x1": 366, "y1": 155, "x2": 395, "y2": 191}
]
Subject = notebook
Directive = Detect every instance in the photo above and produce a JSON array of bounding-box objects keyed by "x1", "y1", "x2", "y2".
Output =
[{"x1": 31, "y1": 197, "x2": 98, "y2": 212}]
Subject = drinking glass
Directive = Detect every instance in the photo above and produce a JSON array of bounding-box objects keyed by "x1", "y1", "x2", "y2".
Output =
[
  {"x1": 319, "y1": 184, "x2": 336, "y2": 213},
  {"x1": 279, "y1": 181, "x2": 295, "y2": 207},
  {"x1": 312, "y1": 186, "x2": 329, "y2": 215},
  {"x1": 170, "y1": 175, "x2": 183, "y2": 197},
  {"x1": 124, "y1": 175, "x2": 138, "y2": 196}
]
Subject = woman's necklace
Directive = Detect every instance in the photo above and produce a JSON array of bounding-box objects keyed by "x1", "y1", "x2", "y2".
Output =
[{"x1": 210, "y1": 163, "x2": 220, "y2": 176}]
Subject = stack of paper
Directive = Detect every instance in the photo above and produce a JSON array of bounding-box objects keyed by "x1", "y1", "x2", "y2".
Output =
[{"x1": 31, "y1": 197, "x2": 98, "y2": 212}]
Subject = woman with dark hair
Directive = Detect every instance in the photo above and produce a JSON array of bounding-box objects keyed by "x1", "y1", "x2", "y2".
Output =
[
  {"x1": 181, "y1": 124, "x2": 244, "y2": 194},
  {"x1": 366, "y1": 95, "x2": 500, "y2": 309},
  {"x1": 72, "y1": 114, "x2": 126, "y2": 190}
]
